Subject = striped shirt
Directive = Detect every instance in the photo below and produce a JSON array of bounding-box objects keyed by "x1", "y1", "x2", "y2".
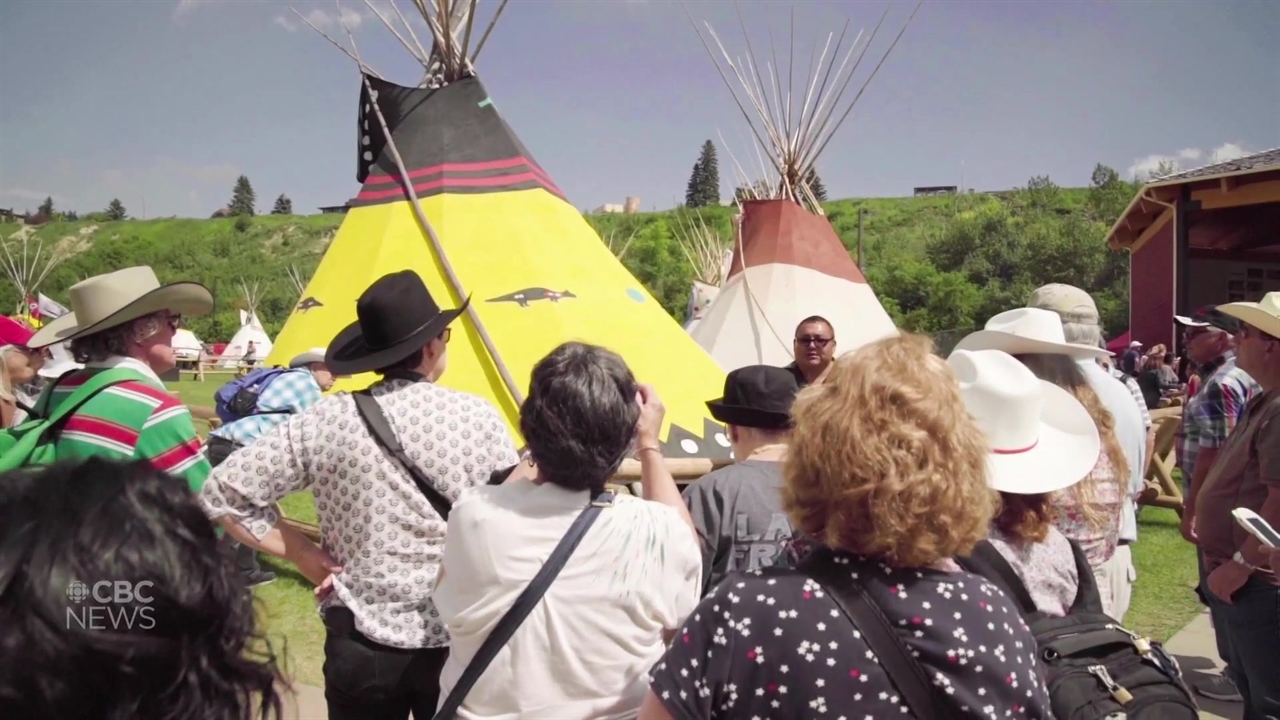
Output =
[{"x1": 39, "y1": 356, "x2": 210, "y2": 492}]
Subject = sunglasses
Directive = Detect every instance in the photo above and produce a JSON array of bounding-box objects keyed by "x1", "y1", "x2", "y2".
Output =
[{"x1": 794, "y1": 336, "x2": 832, "y2": 348}]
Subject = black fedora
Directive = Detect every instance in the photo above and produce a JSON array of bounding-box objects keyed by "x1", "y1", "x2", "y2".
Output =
[
  {"x1": 705, "y1": 365, "x2": 800, "y2": 430},
  {"x1": 325, "y1": 270, "x2": 470, "y2": 375}
]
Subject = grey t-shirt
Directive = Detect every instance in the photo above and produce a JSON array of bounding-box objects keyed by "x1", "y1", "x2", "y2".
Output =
[{"x1": 681, "y1": 459, "x2": 795, "y2": 595}]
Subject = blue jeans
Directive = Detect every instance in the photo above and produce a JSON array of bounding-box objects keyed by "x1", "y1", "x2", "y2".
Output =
[{"x1": 1206, "y1": 575, "x2": 1280, "y2": 720}]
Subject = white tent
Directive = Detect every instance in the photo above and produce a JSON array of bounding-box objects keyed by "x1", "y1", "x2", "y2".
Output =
[
  {"x1": 172, "y1": 328, "x2": 204, "y2": 362},
  {"x1": 217, "y1": 281, "x2": 273, "y2": 367}
]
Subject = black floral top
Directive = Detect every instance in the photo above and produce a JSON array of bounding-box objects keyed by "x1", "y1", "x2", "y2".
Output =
[{"x1": 648, "y1": 555, "x2": 1053, "y2": 719}]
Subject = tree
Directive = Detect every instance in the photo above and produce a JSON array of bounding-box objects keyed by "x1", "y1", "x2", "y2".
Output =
[
  {"x1": 105, "y1": 199, "x2": 127, "y2": 221},
  {"x1": 804, "y1": 167, "x2": 828, "y2": 203},
  {"x1": 684, "y1": 140, "x2": 720, "y2": 208},
  {"x1": 1148, "y1": 160, "x2": 1178, "y2": 181},
  {"x1": 272, "y1": 194, "x2": 293, "y2": 215},
  {"x1": 37, "y1": 196, "x2": 54, "y2": 217},
  {"x1": 229, "y1": 175, "x2": 257, "y2": 216},
  {"x1": 63, "y1": 210, "x2": 79, "y2": 222},
  {"x1": 1086, "y1": 163, "x2": 1137, "y2": 225}
]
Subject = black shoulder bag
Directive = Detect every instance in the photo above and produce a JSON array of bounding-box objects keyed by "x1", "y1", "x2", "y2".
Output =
[
  {"x1": 799, "y1": 548, "x2": 952, "y2": 719},
  {"x1": 432, "y1": 490, "x2": 615, "y2": 720},
  {"x1": 352, "y1": 390, "x2": 453, "y2": 520}
]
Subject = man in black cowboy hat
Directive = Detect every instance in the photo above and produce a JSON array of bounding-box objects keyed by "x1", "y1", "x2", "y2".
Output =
[
  {"x1": 199, "y1": 270, "x2": 520, "y2": 720},
  {"x1": 682, "y1": 365, "x2": 801, "y2": 595}
]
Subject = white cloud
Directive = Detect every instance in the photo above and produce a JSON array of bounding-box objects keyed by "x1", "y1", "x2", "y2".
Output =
[
  {"x1": 1126, "y1": 142, "x2": 1252, "y2": 181},
  {"x1": 278, "y1": 5, "x2": 366, "y2": 34}
]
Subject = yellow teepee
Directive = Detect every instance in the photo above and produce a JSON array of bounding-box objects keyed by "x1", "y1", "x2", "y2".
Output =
[{"x1": 268, "y1": 0, "x2": 731, "y2": 461}]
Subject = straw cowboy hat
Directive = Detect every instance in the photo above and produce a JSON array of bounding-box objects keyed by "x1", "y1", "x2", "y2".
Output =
[
  {"x1": 1217, "y1": 291, "x2": 1280, "y2": 339},
  {"x1": 954, "y1": 307, "x2": 1111, "y2": 360},
  {"x1": 948, "y1": 348, "x2": 1101, "y2": 494},
  {"x1": 28, "y1": 266, "x2": 213, "y2": 349}
]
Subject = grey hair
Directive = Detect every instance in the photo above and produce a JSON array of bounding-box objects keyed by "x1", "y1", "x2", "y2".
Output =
[
  {"x1": 520, "y1": 342, "x2": 640, "y2": 493},
  {"x1": 1060, "y1": 320, "x2": 1103, "y2": 348}
]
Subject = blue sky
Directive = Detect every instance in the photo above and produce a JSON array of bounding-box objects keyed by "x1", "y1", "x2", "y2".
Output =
[{"x1": 1, "y1": 0, "x2": 1277, "y2": 219}]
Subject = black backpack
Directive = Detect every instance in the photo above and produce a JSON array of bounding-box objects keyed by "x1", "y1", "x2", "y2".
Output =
[{"x1": 957, "y1": 539, "x2": 1198, "y2": 720}]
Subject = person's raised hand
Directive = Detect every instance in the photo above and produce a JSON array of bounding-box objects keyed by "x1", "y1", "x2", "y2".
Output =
[{"x1": 635, "y1": 383, "x2": 666, "y2": 449}]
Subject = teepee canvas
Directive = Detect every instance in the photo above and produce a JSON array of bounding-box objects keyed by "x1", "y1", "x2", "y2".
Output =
[
  {"x1": 674, "y1": 210, "x2": 732, "y2": 334},
  {"x1": 685, "y1": 4, "x2": 916, "y2": 370},
  {"x1": 266, "y1": 0, "x2": 731, "y2": 461},
  {"x1": 218, "y1": 281, "x2": 273, "y2": 366}
]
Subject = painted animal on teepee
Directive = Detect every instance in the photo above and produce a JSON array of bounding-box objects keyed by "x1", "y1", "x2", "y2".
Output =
[{"x1": 265, "y1": 0, "x2": 731, "y2": 461}]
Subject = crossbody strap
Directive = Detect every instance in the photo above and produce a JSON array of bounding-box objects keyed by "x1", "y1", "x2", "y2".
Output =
[
  {"x1": 351, "y1": 390, "x2": 452, "y2": 520},
  {"x1": 800, "y1": 549, "x2": 951, "y2": 719},
  {"x1": 432, "y1": 490, "x2": 614, "y2": 720},
  {"x1": 1065, "y1": 538, "x2": 1105, "y2": 615}
]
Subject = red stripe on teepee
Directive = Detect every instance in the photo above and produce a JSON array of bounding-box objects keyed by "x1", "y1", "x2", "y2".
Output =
[
  {"x1": 361, "y1": 156, "x2": 562, "y2": 195},
  {"x1": 355, "y1": 171, "x2": 560, "y2": 201}
]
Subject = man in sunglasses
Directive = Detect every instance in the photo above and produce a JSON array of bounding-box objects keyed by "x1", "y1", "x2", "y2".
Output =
[{"x1": 784, "y1": 315, "x2": 837, "y2": 387}]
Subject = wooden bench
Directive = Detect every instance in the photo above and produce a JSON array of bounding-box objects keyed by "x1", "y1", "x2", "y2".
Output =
[{"x1": 1139, "y1": 406, "x2": 1183, "y2": 516}]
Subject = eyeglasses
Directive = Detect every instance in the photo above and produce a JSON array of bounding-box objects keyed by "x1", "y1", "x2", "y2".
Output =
[{"x1": 794, "y1": 336, "x2": 832, "y2": 348}]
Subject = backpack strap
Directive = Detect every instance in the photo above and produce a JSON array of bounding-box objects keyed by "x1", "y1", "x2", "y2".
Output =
[
  {"x1": 432, "y1": 490, "x2": 615, "y2": 720},
  {"x1": 351, "y1": 390, "x2": 453, "y2": 520},
  {"x1": 1065, "y1": 538, "x2": 1106, "y2": 615},
  {"x1": 961, "y1": 540, "x2": 1039, "y2": 616},
  {"x1": 31, "y1": 368, "x2": 148, "y2": 439},
  {"x1": 799, "y1": 548, "x2": 951, "y2": 720}
]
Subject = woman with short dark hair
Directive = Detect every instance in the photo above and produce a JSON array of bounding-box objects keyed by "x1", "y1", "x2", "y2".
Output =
[
  {"x1": 433, "y1": 341, "x2": 700, "y2": 719},
  {"x1": 0, "y1": 457, "x2": 284, "y2": 720}
]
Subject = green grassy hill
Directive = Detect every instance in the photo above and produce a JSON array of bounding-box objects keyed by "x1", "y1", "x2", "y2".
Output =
[{"x1": 2, "y1": 188, "x2": 1095, "y2": 342}]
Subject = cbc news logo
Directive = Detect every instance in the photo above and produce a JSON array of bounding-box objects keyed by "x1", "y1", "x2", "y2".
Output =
[{"x1": 66, "y1": 579, "x2": 156, "y2": 631}]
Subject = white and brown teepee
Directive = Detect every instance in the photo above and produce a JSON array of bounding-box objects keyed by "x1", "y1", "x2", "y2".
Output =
[
  {"x1": 673, "y1": 210, "x2": 732, "y2": 332},
  {"x1": 685, "y1": 2, "x2": 917, "y2": 370}
]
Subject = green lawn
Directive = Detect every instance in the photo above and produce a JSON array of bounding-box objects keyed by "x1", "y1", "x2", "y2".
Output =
[{"x1": 174, "y1": 378, "x2": 1205, "y2": 688}]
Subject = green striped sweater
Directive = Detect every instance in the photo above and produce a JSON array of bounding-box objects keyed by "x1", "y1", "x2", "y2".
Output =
[{"x1": 41, "y1": 368, "x2": 210, "y2": 492}]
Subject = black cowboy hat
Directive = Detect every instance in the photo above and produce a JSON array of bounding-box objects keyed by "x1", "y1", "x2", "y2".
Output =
[
  {"x1": 1175, "y1": 305, "x2": 1242, "y2": 334},
  {"x1": 706, "y1": 365, "x2": 800, "y2": 430},
  {"x1": 325, "y1": 270, "x2": 470, "y2": 375}
]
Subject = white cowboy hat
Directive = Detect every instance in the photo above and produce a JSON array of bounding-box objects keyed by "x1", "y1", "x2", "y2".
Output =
[
  {"x1": 1218, "y1": 291, "x2": 1280, "y2": 339},
  {"x1": 28, "y1": 266, "x2": 213, "y2": 349},
  {"x1": 954, "y1": 307, "x2": 1112, "y2": 359},
  {"x1": 948, "y1": 348, "x2": 1101, "y2": 495}
]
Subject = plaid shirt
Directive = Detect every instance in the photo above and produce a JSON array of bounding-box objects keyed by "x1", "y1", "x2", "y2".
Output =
[
  {"x1": 1176, "y1": 352, "x2": 1259, "y2": 485},
  {"x1": 208, "y1": 369, "x2": 323, "y2": 447}
]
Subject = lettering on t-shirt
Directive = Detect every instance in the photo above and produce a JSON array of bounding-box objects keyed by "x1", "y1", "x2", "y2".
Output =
[{"x1": 730, "y1": 511, "x2": 794, "y2": 572}]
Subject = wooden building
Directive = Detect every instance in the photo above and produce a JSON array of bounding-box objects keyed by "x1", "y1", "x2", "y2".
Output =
[{"x1": 1104, "y1": 148, "x2": 1280, "y2": 350}]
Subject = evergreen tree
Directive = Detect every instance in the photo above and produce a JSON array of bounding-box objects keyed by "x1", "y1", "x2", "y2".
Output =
[
  {"x1": 684, "y1": 140, "x2": 721, "y2": 207},
  {"x1": 37, "y1": 196, "x2": 54, "y2": 217},
  {"x1": 804, "y1": 167, "x2": 828, "y2": 203},
  {"x1": 228, "y1": 175, "x2": 257, "y2": 216},
  {"x1": 272, "y1": 194, "x2": 293, "y2": 215},
  {"x1": 63, "y1": 210, "x2": 79, "y2": 221},
  {"x1": 105, "y1": 199, "x2": 127, "y2": 221}
]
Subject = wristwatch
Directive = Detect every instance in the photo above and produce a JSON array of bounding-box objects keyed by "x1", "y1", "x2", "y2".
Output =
[{"x1": 1232, "y1": 551, "x2": 1257, "y2": 572}]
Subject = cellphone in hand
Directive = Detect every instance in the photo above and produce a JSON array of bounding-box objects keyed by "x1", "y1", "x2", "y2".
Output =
[{"x1": 1232, "y1": 507, "x2": 1280, "y2": 548}]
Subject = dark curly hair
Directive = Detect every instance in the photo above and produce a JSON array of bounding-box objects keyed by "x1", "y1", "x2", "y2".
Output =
[
  {"x1": 0, "y1": 458, "x2": 284, "y2": 720},
  {"x1": 520, "y1": 342, "x2": 639, "y2": 492}
]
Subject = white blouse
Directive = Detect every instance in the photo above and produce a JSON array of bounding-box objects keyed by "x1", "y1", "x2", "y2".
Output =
[{"x1": 433, "y1": 480, "x2": 702, "y2": 719}]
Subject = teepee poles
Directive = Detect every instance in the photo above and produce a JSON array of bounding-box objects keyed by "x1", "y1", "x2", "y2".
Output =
[
  {"x1": 287, "y1": 265, "x2": 308, "y2": 296},
  {"x1": 684, "y1": 0, "x2": 924, "y2": 215},
  {"x1": 673, "y1": 211, "x2": 728, "y2": 288},
  {"x1": 302, "y1": 2, "x2": 526, "y2": 407},
  {"x1": 1, "y1": 233, "x2": 66, "y2": 313}
]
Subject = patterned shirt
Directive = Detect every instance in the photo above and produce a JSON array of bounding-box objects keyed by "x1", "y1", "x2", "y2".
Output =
[
  {"x1": 649, "y1": 557, "x2": 1052, "y2": 720},
  {"x1": 1176, "y1": 353, "x2": 1259, "y2": 486},
  {"x1": 35, "y1": 356, "x2": 209, "y2": 492},
  {"x1": 208, "y1": 368, "x2": 323, "y2": 447},
  {"x1": 1050, "y1": 448, "x2": 1123, "y2": 615},
  {"x1": 198, "y1": 377, "x2": 519, "y2": 649},
  {"x1": 1109, "y1": 366, "x2": 1152, "y2": 430},
  {"x1": 987, "y1": 526, "x2": 1079, "y2": 617}
]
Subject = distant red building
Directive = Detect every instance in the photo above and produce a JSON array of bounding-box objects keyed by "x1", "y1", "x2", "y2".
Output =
[{"x1": 1104, "y1": 149, "x2": 1280, "y2": 351}]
